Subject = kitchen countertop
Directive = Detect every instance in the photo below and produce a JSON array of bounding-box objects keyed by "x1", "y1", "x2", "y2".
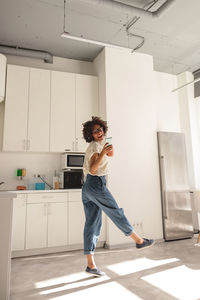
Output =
[{"x1": 0, "y1": 189, "x2": 82, "y2": 194}]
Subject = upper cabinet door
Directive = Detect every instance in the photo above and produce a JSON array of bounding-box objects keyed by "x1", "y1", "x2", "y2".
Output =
[
  {"x1": 27, "y1": 68, "x2": 50, "y2": 152},
  {"x1": 50, "y1": 71, "x2": 76, "y2": 152},
  {"x1": 75, "y1": 75, "x2": 99, "y2": 152},
  {"x1": 3, "y1": 65, "x2": 29, "y2": 151}
]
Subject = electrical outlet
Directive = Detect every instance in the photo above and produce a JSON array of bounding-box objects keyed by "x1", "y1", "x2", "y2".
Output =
[{"x1": 133, "y1": 221, "x2": 143, "y2": 235}]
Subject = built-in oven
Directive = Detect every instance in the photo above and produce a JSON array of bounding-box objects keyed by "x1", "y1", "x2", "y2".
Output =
[{"x1": 60, "y1": 169, "x2": 84, "y2": 189}]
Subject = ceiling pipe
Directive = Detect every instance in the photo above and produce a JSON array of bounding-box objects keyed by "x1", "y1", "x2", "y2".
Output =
[
  {"x1": 0, "y1": 44, "x2": 53, "y2": 63},
  {"x1": 80, "y1": 0, "x2": 176, "y2": 19}
]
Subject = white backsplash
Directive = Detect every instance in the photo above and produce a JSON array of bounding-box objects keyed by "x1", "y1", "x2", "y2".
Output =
[{"x1": 0, "y1": 152, "x2": 61, "y2": 190}]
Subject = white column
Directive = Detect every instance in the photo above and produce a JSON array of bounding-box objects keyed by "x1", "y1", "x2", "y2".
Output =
[
  {"x1": 0, "y1": 192, "x2": 16, "y2": 300},
  {"x1": 177, "y1": 72, "x2": 200, "y2": 188}
]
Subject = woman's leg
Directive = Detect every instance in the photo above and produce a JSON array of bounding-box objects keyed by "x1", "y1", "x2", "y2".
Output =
[
  {"x1": 87, "y1": 253, "x2": 96, "y2": 269},
  {"x1": 86, "y1": 177, "x2": 143, "y2": 243},
  {"x1": 93, "y1": 185, "x2": 134, "y2": 237},
  {"x1": 82, "y1": 197, "x2": 102, "y2": 260},
  {"x1": 93, "y1": 180, "x2": 154, "y2": 248}
]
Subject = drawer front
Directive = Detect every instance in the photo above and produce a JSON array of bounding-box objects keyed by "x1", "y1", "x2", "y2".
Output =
[
  {"x1": 68, "y1": 191, "x2": 82, "y2": 202},
  {"x1": 27, "y1": 193, "x2": 68, "y2": 203}
]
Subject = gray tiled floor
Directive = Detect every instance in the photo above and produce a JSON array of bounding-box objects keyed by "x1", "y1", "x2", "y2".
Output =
[{"x1": 11, "y1": 236, "x2": 200, "y2": 300}]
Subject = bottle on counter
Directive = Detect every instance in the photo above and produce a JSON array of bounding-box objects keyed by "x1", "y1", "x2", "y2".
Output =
[
  {"x1": 21, "y1": 168, "x2": 26, "y2": 177},
  {"x1": 53, "y1": 170, "x2": 60, "y2": 189},
  {"x1": 17, "y1": 168, "x2": 22, "y2": 180}
]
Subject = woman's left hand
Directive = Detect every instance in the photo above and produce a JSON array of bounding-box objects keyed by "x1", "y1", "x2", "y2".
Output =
[{"x1": 106, "y1": 144, "x2": 114, "y2": 156}]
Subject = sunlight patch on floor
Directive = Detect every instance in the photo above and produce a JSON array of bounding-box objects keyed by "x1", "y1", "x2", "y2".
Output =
[
  {"x1": 39, "y1": 275, "x2": 110, "y2": 295},
  {"x1": 35, "y1": 272, "x2": 110, "y2": 289},
  {"x1": 142, "y1": 265, "x2": 200, "y2": 300},
  {"x1": 49, "y1": 281, "x2": 142, "y2": 300},
  {"x1": 107, "y1": 257, "x2": 179, "y2": 275}
]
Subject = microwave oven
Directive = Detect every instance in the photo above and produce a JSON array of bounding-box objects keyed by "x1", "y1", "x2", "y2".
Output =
[
  {"x1": 60, "y1": 169, "x2": 84, "y2": 189},
  {"x1": 61, "y1": 153, "x2": 85, "y2": 169}
]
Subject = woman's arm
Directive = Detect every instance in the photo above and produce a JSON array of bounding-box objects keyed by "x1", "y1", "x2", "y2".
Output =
[{"x1": 89, "y1": 144, "x2": 112, "y2": 174}]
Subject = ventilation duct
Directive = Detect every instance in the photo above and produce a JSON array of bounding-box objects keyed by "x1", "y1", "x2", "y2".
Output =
[
  {"x1": 193, "y1": 69, "x2": 200, "y2": 98},
  {"x1": 81, "y1": 0, "x2": 176, "y2": 18},
  {"x1": 113, "y1": 0, "x2": 167, "y2": 12},
  {"x1": 0, "y1": 45, "x2": 53, "y2": 64}
]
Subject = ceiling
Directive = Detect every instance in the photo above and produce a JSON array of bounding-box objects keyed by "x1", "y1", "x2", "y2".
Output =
[{"x1": 0, "y1": 0, "x2": 200, "y2": 75}]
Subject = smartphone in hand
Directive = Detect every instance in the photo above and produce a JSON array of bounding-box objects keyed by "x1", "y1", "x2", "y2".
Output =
[{"x1": 105, "y1": 137, "x2": 112, "y2": 146}]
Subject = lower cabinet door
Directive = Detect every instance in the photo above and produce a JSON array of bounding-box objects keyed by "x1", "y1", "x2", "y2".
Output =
[
  {"x1": 26, "y1": 203, "x2": 47, "y2": 249},
  {"x1": 48, "y1": 202, "x2": 68, "y2": 247},
  {"x1": 12, "y1": 194, "x2": 26, "y2": 251},
  {"x1": 68, "y1": 201, "x2": 85, "y2": 246}
]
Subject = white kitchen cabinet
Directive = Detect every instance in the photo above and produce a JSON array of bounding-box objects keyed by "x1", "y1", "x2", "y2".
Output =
[
  {"x1": 48, "y1": 202, "x2": 68, "y2": 247},
  {"x1": 3, "y1": 65, "x2": 51, "y2": 152},
  {"x1": 50, "y1": 71, "x2": 76, "y2": 152},
  {"x1": 3, "y1": 65, "x2": 98, "y2": 153},
  {"x1": 26, "y1": 203, "x2": 47, "y2": 249},
  {"x1": 27, "y1": 68, "x2": 50, "y2": 151},
  {"x1": 26, "y1": 193, "x2": 68, "y2": 249},
  {"x1": 75, "y1": 74, "x2": 99, "y2": 152},
  {"x1": 12, "y1": 191, "x2": 106, "y2": 256},
  {"x1": 50, "y1": 72, "x2": 98, "y2": 153},
  {"x1": 68, "y1": 192, "x2": 85, "y2": 245},
  {"x1": 12, "y1": 194, "x2": 26, "y2": 251},
  {"x1": 3, "y1": 65, "x2": 29, "y2": 151}
]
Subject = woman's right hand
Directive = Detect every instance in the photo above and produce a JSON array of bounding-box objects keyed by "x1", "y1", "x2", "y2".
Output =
[{"x1": 101, "y1": 143, "x2": 113, "y2": 156}]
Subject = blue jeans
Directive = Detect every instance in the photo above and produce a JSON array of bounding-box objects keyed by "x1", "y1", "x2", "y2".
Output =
[{"x1": 82, "y1": 174, "x2": 134, "y2": 255}]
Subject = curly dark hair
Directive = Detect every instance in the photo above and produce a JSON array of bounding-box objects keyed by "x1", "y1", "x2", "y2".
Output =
[{"x1": 82, "y1": 116, "x2": 108, "y2": 143}]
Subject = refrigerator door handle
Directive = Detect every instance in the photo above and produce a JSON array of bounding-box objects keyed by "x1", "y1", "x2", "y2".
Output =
[{"x1": 160, "y1": 155, "x2": 168, "y2": 219}]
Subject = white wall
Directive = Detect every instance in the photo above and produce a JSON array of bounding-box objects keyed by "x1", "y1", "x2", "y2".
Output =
[
  {"x1": 93, "y1": 49, "x2": 107, "y2": 120},
  {"x1": 94, "y1": 47, "x2": 181, "y2": 247},
  {"x1": 194, "y1": 98, "x2": 200, "y2": 188},
  {"x1": 0, "y1": 152, "x2": 61, "y2": 191},
  {"x1": 177, "y1": 72, "x2": 200, "y2": 189},
  {"x1": 155, "y1": 71, "x2": 180, "y2": 132}
]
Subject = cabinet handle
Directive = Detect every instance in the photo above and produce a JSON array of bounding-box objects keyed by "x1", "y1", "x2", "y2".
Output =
[{"x1": 160, "y1": 156, "x2": 168, "y2": 219}]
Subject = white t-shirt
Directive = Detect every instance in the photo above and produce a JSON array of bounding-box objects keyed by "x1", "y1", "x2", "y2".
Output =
[{"x1": 83, "y1": 141, "x2": 108, "y2": 178}]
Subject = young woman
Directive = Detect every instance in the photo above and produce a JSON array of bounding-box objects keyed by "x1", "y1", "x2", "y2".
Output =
[{"x1": 82, "y1": 116, "x2": 154, "y2": 277}]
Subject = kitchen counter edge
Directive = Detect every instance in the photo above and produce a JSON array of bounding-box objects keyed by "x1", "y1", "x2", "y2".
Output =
[{"x1": 0, "y1": 189, "x2": 82, "y2": 194}]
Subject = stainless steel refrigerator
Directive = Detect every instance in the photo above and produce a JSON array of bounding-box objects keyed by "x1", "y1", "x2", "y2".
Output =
[{"x1": 157, "y1": 132, "x2": 193, "y2": 241}]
